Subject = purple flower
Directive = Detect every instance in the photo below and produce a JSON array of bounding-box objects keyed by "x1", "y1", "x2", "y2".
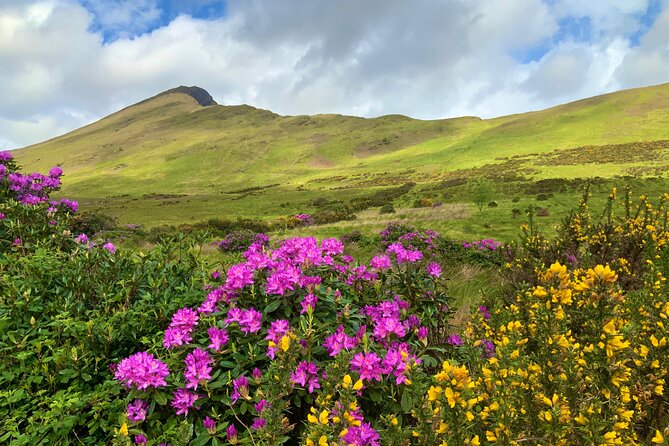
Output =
[
  {"x1": 254, "y1": 399, "x2": 270, "y2": 412},
  {"x1": 134, "y1": 434, "x2": 147, "y2": 445},
  {"x1": 49, "y1": 166, "x2": 63, "y2": 177},
  {"x1": 207, "y1": 327, "x2": 229, "y2": 351},
  {"x1": 0, "y1": 150, "x2": 13, "y2": 162},
  {"x1": 427, "y1": 262, "x2": 442, "y2": 277},
  {"x1": 0, "y1": 213, "x2": 5, "y2": 220},
  {"x1": 203, "y1": 416, "x2": 216, "y2": 433},
  {"x1": 481, "y1": 339, "x2": 496, "y2": 358},
  {"x1": 290, "y1": 361, "x2": 321, "y2": 393},
  {"x1": 103, "y1": 242, "x2": 116, "y2": 253},
  {"x1": 74, "y1": 233, "x2": 89, "y2": 244},
  {"x1": 341, "y1": 422, "x2": 380, "y2": 446},
  {"x1": 12, "y1": 238, "x2": 21, "y2": 247},
  {"x1": 238, "y1": 308, "x2": 262, "y2": 334},
  {"x1": 163, "y1": 327, "x2": 192, "y2": 349},
  {"x1": 225, "y1": 263, "x2": 254, "y2": 290},
  {"x1": 171, "y1": 388, "x2": 199, "y2": 416},
  {"x1": 226, "y1": 424, "x2": 239, "y2": 444},
  {"x1": 447, "y1": 334, "x2": 463, "y2": 346},
  {"x1": 114, "y1": 352, "x2": 169, "y2": 390},
  {"x1": 184, "y1": 348, "x2": 212, "y2": 390},
  {"x1": 127, "y1": 399, "x2": 149, "y2": 422},
  {"x1": 417, "y1": 326, "x2": 429, "y2": 341},
  {"x1": 350, "y1": 352, "x2": 384, "y2": 382},
  {"x1": 231, "y1": 376, "x2": 249, "y2": 403},
  {"x1": 478, "y1": 306, "x2": 491, "y2": 320},
  {"x1": 252, "y1": 417, "x2": 266, "y2": 430},
  {"x1": 370, "y1": 255, "x2": 391, "y2": 270},
  {"x1": 323, "y1": 325, "x2": 359, "y2": 356},
  {"x1": 299, "y1": 293, "x2": 318, "y2": 314},
  {"x1": 252, "y1": 367, "x2": 262, "y2": 383}
]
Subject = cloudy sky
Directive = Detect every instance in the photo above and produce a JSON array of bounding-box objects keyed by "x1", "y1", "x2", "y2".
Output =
[{"x1": 1, "y1": 0, "x2": 668, "y2": 149}]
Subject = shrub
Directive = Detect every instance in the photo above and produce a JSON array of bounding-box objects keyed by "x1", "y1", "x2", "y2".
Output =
[
  {"x1": 109, "y1": 237, "x2": 451, "y2": 444},
  {"x1": 379, "y1": 203, "x2": 396, "y2": 214},
  {"x1": 536, "y1": 193, "x2": 551, "y2": 201},
  {"x1": 487, "y1": 201, "x2": 498, "y2": 208},
  {"x1": 217, "y1": 230, "x2": 269, "y2": 253},
  {"x1": 536, "y1": 207, "x2": 550, "y2": 217},
  {"x1": 70, "y1": 211, "x2": 118, "y2": 235}
]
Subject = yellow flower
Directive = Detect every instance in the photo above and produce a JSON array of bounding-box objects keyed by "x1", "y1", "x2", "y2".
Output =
[
  {"x1": 342, "y1": 374, "x2": 352, "y2": 389},
  {"x1": 119, "y1": 422, "x2": 128, "y2": 436},
  {"x1": 280, "y1": 335, "x2": 291, "y2": 351},
  {"x1": 652, "y1": 430, "x2": 665, "y2": 444},
  {"x1": 318, "y1": 435, "x2": 328, "y2": 446}
]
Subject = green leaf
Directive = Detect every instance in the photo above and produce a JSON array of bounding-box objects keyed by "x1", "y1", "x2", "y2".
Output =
[{"x1": 401, "y1": 391, "x2": 413, "y2": 413}]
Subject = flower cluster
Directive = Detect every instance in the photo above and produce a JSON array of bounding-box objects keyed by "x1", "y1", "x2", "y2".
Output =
[
  {"x1": 112, "y1": 234, "x2": 446, "y2": 444},
  {"x1": 114, "y1": 352, "x2": 170, "y2": 390},
  {"x1": 462, "y1": 238, "x2": 501, "y2": 251}
]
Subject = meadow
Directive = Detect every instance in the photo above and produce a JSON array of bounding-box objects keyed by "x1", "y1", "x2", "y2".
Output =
[
  {"x1": 4, "y1": 83, "x2": 669, "y2": 445},
  {"x1": 4, "y1": 139, "x2": 669, "y2": 445}
]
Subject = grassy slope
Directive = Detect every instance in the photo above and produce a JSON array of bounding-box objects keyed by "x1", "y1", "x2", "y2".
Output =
[{"x1": 13, "y1": 82, "x2": 669, "y2": 230}]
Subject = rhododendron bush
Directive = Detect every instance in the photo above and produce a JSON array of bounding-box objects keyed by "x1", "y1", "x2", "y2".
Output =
[{"x1": 111, "y1": 233, "x2": 451, "y2": 445}]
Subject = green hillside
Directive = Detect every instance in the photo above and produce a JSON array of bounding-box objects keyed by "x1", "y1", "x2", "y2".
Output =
[{"x1": 13, "y1": 82, "x2": 669, "y2": 229}]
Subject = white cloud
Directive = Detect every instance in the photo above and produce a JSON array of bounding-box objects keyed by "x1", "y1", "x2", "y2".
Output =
[{"x1": 0, "y1": 0, "x2": 667, "y2": 149}]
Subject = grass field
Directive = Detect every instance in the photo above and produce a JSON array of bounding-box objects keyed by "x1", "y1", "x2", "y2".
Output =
[{"x1": 12, "y1": 82, "x2": 669, "y2": 239}]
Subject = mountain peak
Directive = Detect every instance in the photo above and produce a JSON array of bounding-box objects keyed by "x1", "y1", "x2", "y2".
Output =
[{"x1": 161, "y1": 85, "x2": 217, "y2": 106}]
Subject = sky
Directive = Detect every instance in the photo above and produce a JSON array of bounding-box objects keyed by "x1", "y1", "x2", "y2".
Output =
[{"x1": 1, "y1": 0, "x2": 669, "y2": 149}]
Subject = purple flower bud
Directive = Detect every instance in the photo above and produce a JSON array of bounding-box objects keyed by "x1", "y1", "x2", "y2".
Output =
[{"x1": 203, "y1": 416, "x2": 216, "y2": 433}]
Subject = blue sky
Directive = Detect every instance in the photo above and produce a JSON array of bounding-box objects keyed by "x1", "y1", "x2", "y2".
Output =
[
  {"x1": 81, "y1": 0, "x2": 228, "y2": 42},
  {"x1": 1, "y1": 0, "x2": 668, "y2": 149}
]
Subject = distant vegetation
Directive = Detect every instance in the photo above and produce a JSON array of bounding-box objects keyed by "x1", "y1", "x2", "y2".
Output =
[{"x1": 11, "y1": 82, "x2": 669, "y2": 237}]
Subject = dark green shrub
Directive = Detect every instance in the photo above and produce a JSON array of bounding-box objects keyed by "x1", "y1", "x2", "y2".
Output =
[
  {"x1": 380, "y1": 203, "x2": 396, "y2": 214},
  {"x1": 488, "y1": 201, "x2": 498, "y2": 208},
  {"x1": 70, "y1": 211, "x2": 118, "y2": 235}
]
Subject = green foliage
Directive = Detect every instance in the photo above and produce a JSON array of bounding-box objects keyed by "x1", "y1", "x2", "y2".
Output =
[{"x1": 470, "y1": 178, "x2": 495, "y2": 213}]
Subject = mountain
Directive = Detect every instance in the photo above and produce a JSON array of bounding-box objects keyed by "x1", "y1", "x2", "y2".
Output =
[{"x1": 13, "y1": 83, "x2": 669, "y2": 226}]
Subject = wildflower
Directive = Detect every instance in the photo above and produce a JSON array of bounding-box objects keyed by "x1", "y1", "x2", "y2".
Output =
[
  {"x1": 227, "y1": 425, "x2": 239, "y2": 444},
  {"x1": 300, "y1": 293, "x2": 318, "y2": 314},
  {"x1": 447, "y1": 334, "x2": 463, "y2": 346},
  {"x1": 231, "y1": 376, "x2": 250, "y2": 403},
  {"x1": 321, "y1": 237, "x2": 344, "y2": 255},
  {"x1": 184, "y1": 348, "x2": 212, "y2": 390},
  {"x1": 252, "y1": 367, "x2": 262, "y2": 383},
  {"x1": 103, "y1": 242, "x2": 117, "y2": 253},
  {"x1": 207, "y1": 327, "x2": 229, "y2": 351},
  {"x1": 12, "y1": 238, "x2": 22, "y2": 247},
  {"x1": 240, "y1": 308, "x2": 263, "y2": 334},
  {"x1": 134, "y1": 434, "x2": 147, "y2": 445},
  {"x1": 427, "y1": 262, "x2": 442, "y2": 277},
  {"x1": 74, "y1": 233, "x2": 89, "y2": 244},
  {"x1": 0, "y1": 150, "x2": 13, "y2": 161},
  {"x1": 291, "y1": 361, "x2": 321, "y2": 393},
  {"x1": 252, "y1": 417, "x2": 266, "y2": 430},
  {"x1": 266, "y1": 319, "x2": 291, "y2": 358},
  {"x1": 127, "y1": 399, "x2": 149, "y2": 422},
  {"x1": 417, "y1": 326, "x2": 429, "y2": 341},
  {"x1": 478, "y1": 306, "x2": 491, "y2": 320},
  {"x1": 341, "y1": 422, "x2": 380, "y2": 446},
  {"x1": 323, "y1": 325, "x2": 359, "y2": 356},
  {"x1": 114, "y1": 352, "x2": 169, "y2": 390},
  {"x1": 0, "y1": 213, "x2": 5, "y2": 220},
  {"x1": 225, "y1": 263, "x2": 254, "y2": 290},
  {"x1": 203, "y1": 416, "x2": 216, "y2": 434},
  {"x1": 163, "y1": 327, "x2": 192, "y2": 349},
  {"x1": 370, "y1": 255, "x2": 392, "y2": 270},
  {"x1": 350, "y1": 352, "x2": 384, "y2": 382},
  {"x1": 48, "y1": 166, "x2": 63, "y2": 177},
  {"x1": 171, "y1": 388, "x2": 199, "y2": 416},
  {"x1": 255, "y1": 399, "x2": 270, "y2": 412}
]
